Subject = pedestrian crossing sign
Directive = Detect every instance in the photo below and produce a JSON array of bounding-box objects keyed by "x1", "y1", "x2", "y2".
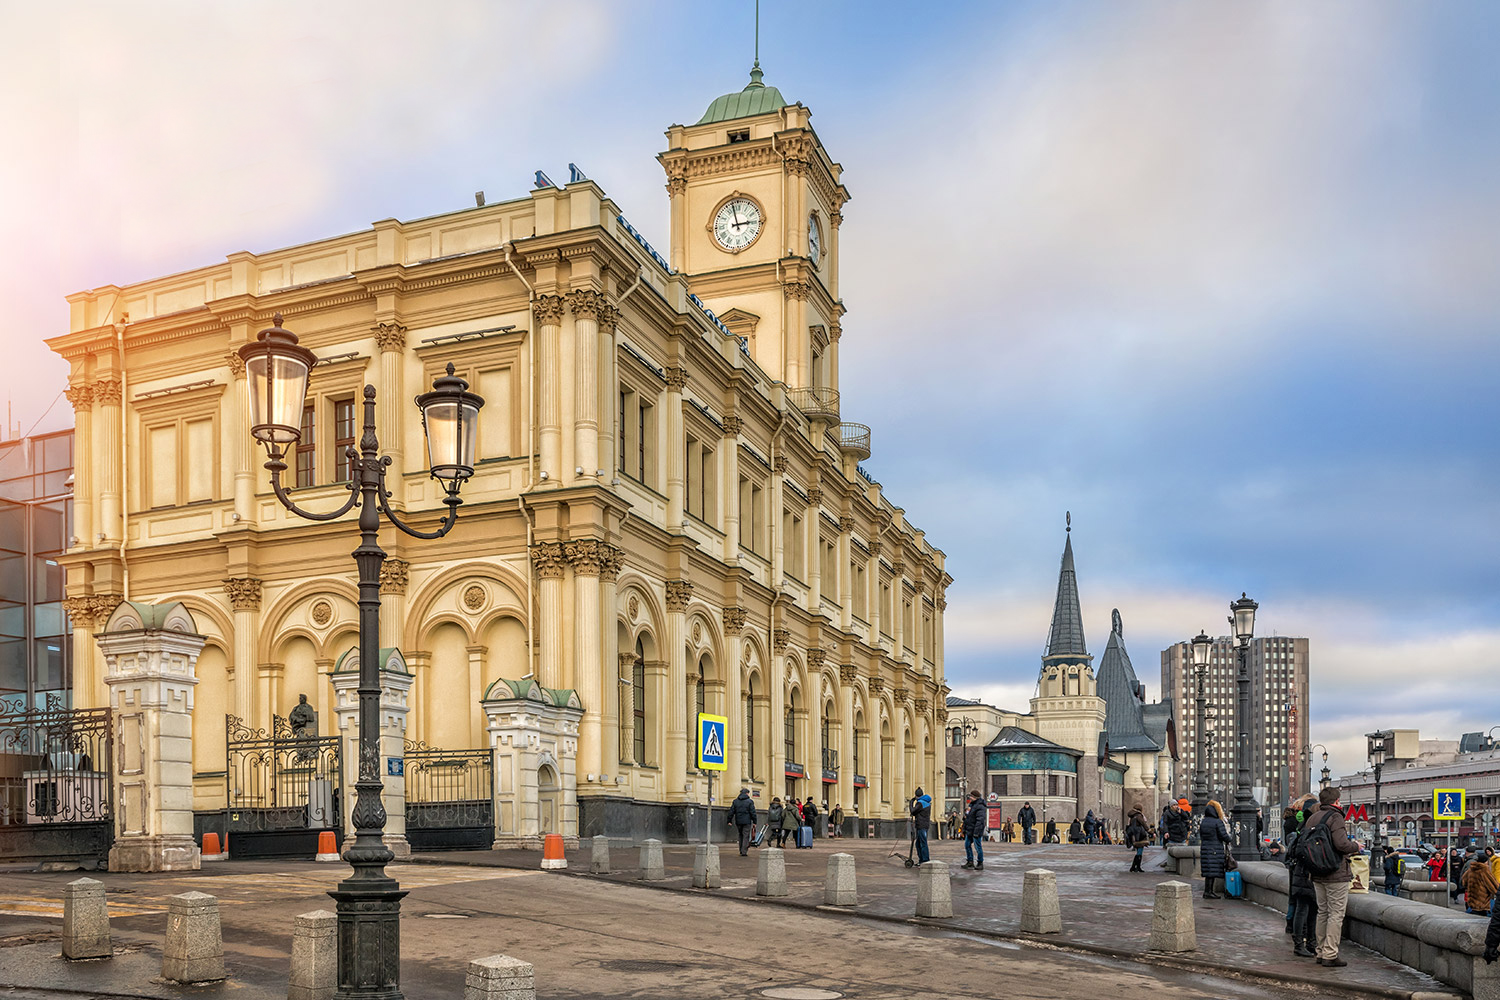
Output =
[
  {"x1": 1434, "y1": 788, "x2": 1465, "y2": 821},
  {"x1": 697, "y1": 713, "x2": 727, "y2": 771}
]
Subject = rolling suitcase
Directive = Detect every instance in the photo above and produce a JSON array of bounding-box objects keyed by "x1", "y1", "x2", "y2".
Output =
[
  {"x1": 797, "y1": 825, "x2": 813, "y2": 849},
  {"x1": 751, "y1": 824, "x2": 767, "y2": 847},
  {"x1": 1225, "y1": 870, "x2": 1244, "y2": 898}
]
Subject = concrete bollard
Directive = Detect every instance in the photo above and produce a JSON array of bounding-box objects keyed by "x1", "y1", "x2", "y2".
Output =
[
  {"x1": 287, "y1": 909, "x2": 337, "y2": 1000},
  {"x1": 1148, "y1": 880, "x2": 1197, "y2": 953},
  {"x1": 1021, "y1": 869, "x2": 1062, "y2": 934},
  {"x1": 590, "y1": 836, "x2": 611, "y2": 874},
  {"x1": 464, "y1": 954, "x2": 535, "y2": 1000},
  {"x1": 824, "y1": 853, "x2": 857, "y2": 906},
  {"x1": 639, "y1": 839, "x2": 665, "y2": 881},
  {"x1": 692, "y1": 843, "x2": 721, "y2": 889},
  {"x1": 916, "y1": 861, "x2": 953, "y2": 918},
  {"x1": 757, "y1": 847, "x2": 788, "y2": 897},
  {"x1": 163, "y1": 891, "x2": 225, "y2": 983},
  {"x1": 62, "y1": 877, "x2": 111, "y2": 960}
]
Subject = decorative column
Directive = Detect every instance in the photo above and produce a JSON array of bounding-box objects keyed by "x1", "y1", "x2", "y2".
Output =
[
  {"x1": 331, "y1": 648, "x2": 413, "y2": 859},
  {"x1": 721, "y1": 607, "x2": 747, "y2": 789},
  {"x1": 828, "y1": 315, "x2": 842, "y2": 396},
  {"x1": 807, "y1": 487, "x2": 824, "y2": 608},
  {"x1": 891, "y1": 561, "x2": 906, "y2": 658},
  {"x1": 566, "y1": 291, "x2": 602, "y2": 481},
  {"x1": 565, "y1": 540, "x2": 604, "y2": 782},
  {"x1": 617, "y1": 652, "x2": 637, "y2": 767},
  {"x1": 598, "y1": 305, "x2": 621, "y2": 480},
  {"x1": 64, "y1": 383, "x2": 94, "y2": 546},
  {"x1": 63, "y1": 596, "x2": 117, "y2": 709},
  {"x1": 935, "y1": 589, "x2": 947, "y2": 677},
  {"x1": 535, "y1": 295, "x2": 565, "y2": 485},
  {"x1": 722, "y1": 417, "x2": 743, "y2": 562},
  {"x1": 96, "y1": 601, "x2": 206, "y2": 872},
  {"x1": 224, "y1": 353, "x2": 254, "y2": 524},
  {"x1": 665, "y1": 366, "x2": 687, "y2": 530},
  {"x1": 838, "y1": 666, "x2": 857, "y2": 822},
  {"x1": 94, "y1": 378, "x2": 124, "y2": 544},
  {"x1": 465, "y1": 645, "x2": 487, "y2": 746},
  {"x1": 664, "y1": 580, "x2": 692, "y2": 799},
  {"x1": 806, "y1": 650, "x2": 825, "y2": 809},
  {"x1": 770, "y1": 628, "x2": 790, "y2": 796},
  {"x1": 665, "y1": 164, "x2": 688, "y2": 273},
  {"x1": 871, "y1": 677, "x2": 889, "y2": 814},
  {"x1": 373, "y1": 323, "x2": 407, "y2": 484},
  {"x1": 838, "y1": 516, "x2": 855, "y2": 631},
  {"x1": 867, "y1": 540, "x2": 884, "y2": 646},
  {"x1": 223, "y1": 578, "x2": 262, "y2": 729},
  {"x1": 598, "y1": 546, "x2": 622, "y2": 781},
  {"x1": 771, "y1": 455, "x2": 787, "y2": 580},
  {"x1": 531, "y1": 542, "x2": 566, "y2": 689},
  {"x1": 913, "y1": 580, "x2": 927, "y2": 669},
  {"x1": 378, "y1": 559, "x2": 409, "y2": 655}
]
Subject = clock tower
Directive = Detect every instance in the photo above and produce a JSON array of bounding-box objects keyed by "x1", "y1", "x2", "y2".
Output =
[{"x1": 660, "y1": 63, "x2": 850, "y2": 395}]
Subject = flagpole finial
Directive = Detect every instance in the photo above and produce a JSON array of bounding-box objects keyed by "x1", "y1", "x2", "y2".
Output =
[{"x1": 1066, "y1": 510, "x2": 1071, "y2": 533}]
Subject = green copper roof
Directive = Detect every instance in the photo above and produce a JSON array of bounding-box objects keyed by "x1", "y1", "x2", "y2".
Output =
[
  {"x1": 333, "y1": 647, "x2": 409, "y2": 674},
  {"x1": 482, "y1": 677, "x2": 582, "y2": 710},
  {"x1": 696, "y1": 65, "x2": 787, "y2": 125}
]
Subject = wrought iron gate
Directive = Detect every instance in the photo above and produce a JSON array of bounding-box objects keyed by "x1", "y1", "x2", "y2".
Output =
[
  {"x1": 225, "y1": 714, "x2": 342, "y2": 859},
  {"x1": 0, "y1": 696, "x2": 113, "y2": 864},
  {"x1": 403, "y1": 739, "x2": 494, "y2": 851}
]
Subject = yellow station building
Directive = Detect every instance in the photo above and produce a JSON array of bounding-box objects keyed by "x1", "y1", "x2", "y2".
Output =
[{"x1": 47, "y1": 64, "x2": 949, "y2": 850}]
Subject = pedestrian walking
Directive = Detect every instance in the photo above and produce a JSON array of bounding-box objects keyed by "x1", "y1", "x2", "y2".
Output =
[
  {"x1": 1019, "y1": 801, "x2": 1037, "y2": 845},
  {"x1": 1199, "y1": 800, "x2": 1233, "y2": 899},
  {"x1": 1161, "y1": 804, "x2": 1173, "y2": 847},
  {"x1": 1044, "y1": 817, "x2": 1058, "y2": 844},
  {"x1": 1068, "y1": 817, "x2": 1083, "y2": 844},
  {"x1": 1285, "y1": 793, "x2": 1319, "y2": 958},
  {"x1": 803, "y1": 798, "x2": 820, "y2": 841},
  {"x1": 910, "y1": 787, "x2": 933, "y2": 864},
  {"x1": 767, "y1": 797, "x2": 786, "y2": 848},
  {"x1": 960, "y1": 790, "x2": 987, "y2": 870},
  {"x1": 1303, "y1": 786, "x2": 1363, "y2": 968},
  {"x1": 729, "y1": 787, "x2": 757, "y2": 857},
  {"x1": 1467, "y1": 851, "x2": 1499, "y2": 914},
  {"x1": 829, "y1": 803, "x2": 844, "y2": 838},
  {"x1": 1084, "y1": 810, "x2": 1098, "y2": 844},
  {"x1": 781, "y1": 795, "x2": 802, "y2": 847},
  {"x1": 1126, "y1": 807, "x2": 1150, "y2": 872},
  {"x1": 1002, "y1": 817, "x2": 1015, "y2": 843}
]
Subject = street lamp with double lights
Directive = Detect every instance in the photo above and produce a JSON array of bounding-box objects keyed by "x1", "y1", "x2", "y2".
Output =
[
  {"x1": 1229, "y1": 593, "x2": 1261, "y2": 862},
  {"x1": 1367, "y1": 730, "x2": 1392, "y2": 880},
  {"x1": 240, "y1": 314, "x2": 484, "y2": 1000},
  {"x1": 1188, "y1": 630, "x2": 1213, "y2": 844}
]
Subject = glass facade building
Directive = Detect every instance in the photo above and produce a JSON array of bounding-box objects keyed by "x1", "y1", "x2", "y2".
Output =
[{"x1": 0, "y1": 430, "x2": 73, "y2": 711}]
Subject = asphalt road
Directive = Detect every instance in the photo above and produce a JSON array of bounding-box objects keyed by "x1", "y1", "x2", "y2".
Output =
[{"x1": 0, "y1": 859, "x2": 1385, "y2": 999}]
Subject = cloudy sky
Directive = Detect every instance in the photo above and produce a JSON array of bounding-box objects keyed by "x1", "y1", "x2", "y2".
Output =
[{"x1": 2, "y1": 1, "x2": 1496, "y2": 782}]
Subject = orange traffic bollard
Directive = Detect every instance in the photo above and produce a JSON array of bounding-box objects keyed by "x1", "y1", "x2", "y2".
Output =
[
  {"x1": 541, "y1": 833, "x2": 567, "y2": 870},
  {"x1": 316, "y1": 830, "x2": 340, "y2": 862},
  {"x1": 201, "y1": 831, "x2": 225, "y2": 861}
]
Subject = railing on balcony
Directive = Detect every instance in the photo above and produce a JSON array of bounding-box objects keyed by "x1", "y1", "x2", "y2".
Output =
[
  {"x1": 836, "y1": 422, "x2": 871, "y2": 460},
  {"x1": 785, "y1": 386, "x2": 840, "y2": 420},
  {"x1": 821, "y1": 747, "x2": 839, "y2": 784}
]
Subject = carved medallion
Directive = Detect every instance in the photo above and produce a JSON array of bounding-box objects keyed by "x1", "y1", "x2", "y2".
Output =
[
  {"x1": 463, "y1": 584, "x2": 487, "y2": 612},
  {"x1": 311, "y1": 600, "x2": 333, "y2": 627},
  {"x1": 692, "y1": 621, "x2": 703, "y2": 644},
  {"x1": 628, "y1": 595, "x2": 640, "y2": 622}
]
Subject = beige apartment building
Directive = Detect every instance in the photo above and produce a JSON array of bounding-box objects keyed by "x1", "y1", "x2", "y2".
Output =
[{"x1": 46, "y1": 65, "x2": 949, "y2": 849}]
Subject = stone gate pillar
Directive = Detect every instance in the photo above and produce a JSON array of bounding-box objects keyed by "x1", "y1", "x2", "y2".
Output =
[
  {"x1": 96, "y1": 601, "x2": 206, "y2": 872},
  {"x1": 331, "y1": 646, "x2": 413, "y2": 859},
  {"x1": 483, "y1": 679, "x2": 583, "y2": 849}
]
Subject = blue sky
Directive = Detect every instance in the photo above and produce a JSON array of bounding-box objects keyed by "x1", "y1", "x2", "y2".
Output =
[{"x1": 1, "y1": 1, "x2": 1496, "y2": 780}]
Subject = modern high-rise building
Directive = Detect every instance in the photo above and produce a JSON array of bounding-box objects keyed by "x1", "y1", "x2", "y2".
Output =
[
  {"x1": 1160, "y1": 635, "x2": 1309, "y2": 809},
  {"x1": 0, "y1": 430, "x2": 74, "y2": 712}
]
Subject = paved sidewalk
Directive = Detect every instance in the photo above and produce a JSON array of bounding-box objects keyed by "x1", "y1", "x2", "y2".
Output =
[{"x1": 414, "y1": 837, "x2": 1458, "y2": 998}]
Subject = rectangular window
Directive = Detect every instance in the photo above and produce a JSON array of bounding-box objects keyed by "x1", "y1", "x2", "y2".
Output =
[
  {"x1": 639, "y1": 400, "x2": 651, "y2": 484},
  {"x1": 619, "y1": 390, "x2": 629, "y2": 474},
  {"x1": 745, "y1": 695, "x2": 756, "y2": 781},
  {"x1": 880, "y1": 583, "x2": 892, "y2": 635},
  {"x1": 333, "y1": 399, "x2": 356, "y2": 482},
  {"x1": 784, "y1": 709, "x2": 796, "y2": 764},
  {"x1": 685, "y1": 435, "x2": 701, "y2": 520},
  {"x1": 296, "y1": 404, "x2": 316, "y2": 488},
  {"x1": 852, "y1": 560, "x2": 867, "y2": 619},
  {"x1": 1021, "y1": 774, "x2": 1036, "y2": 795},
  {"x1": 632, "y1": 659, "x2": 647, "y2": 766},
  {"x1": 750, "y1": 483, "x2": 764, "y2": 554},
  {"x1": 477, "y1": 367, "x2": 512, "y2": 459},
  {"x1": 147, "y1": 425, "x2": 177, "y2": 508}
]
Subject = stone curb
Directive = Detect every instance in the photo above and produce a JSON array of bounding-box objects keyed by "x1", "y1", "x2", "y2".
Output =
[{"x1": 401, "y1": 854, "x2": 1456, "y2": 1000}]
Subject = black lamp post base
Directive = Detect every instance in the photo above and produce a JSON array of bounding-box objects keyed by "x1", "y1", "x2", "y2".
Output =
[
  {"x1": 1231, "y1": 801, "x2": 1260, "y2": 862},
  {"x1": 329, "y1": 878, "x2": 408, "y2": 1000}
]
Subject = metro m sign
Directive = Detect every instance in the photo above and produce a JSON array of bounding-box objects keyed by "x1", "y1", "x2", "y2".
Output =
[{"x1": 1344, "y1": 804, "x2": 1369, "y2": 823}]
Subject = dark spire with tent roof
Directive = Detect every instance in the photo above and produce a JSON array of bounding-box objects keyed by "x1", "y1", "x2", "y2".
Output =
[{"x1": 1043, "y1": 513, "x2": 1090, "y2": 667}]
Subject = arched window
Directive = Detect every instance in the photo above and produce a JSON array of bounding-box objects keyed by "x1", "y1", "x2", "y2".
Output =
[
  {"x1": 692, "y1": 655, "x2": 708, "y2": 759},
  {"x1": 632, "y1": 638, "x2": 647, "y2": 766},
  {"x1": 951, "y1": 726, "x2": 964, "y2": 747},
  {"x1": 784, "y1": 707, "x2": 797, "y2": 765},
  {"x1": 744, "y1": 675, "x2": 758, "y2": 781},
  {"x1": 821, "y1": 710, "x2": 834, "y2": 770},
  {"x1": 946, "y1": 767, "x2": 961, "y2": 802}
]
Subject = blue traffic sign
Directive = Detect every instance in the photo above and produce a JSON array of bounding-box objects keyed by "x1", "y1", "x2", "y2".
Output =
[
  {"x1": 697, "y1": 713, "x2": 727, "y2": 771},
  {"x1": 1434, "y1": 788, "x2": 1465, "y2": 821}
]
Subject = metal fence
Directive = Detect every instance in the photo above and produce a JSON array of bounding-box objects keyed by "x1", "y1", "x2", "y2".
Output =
[
  {"x1": 0, "y1": 695, "x2": 113, "y2": 863},
  {"x1": 403, "y1": 739, "x2": 493, "y2": 851},
  {"x1": 225, "y1": 714, "x2": 342, "y2": 858}
]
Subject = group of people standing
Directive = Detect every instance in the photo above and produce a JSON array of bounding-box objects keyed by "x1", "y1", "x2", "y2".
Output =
[{"x1": 727, "y1": 788, "x2": 850, "y2": 856}]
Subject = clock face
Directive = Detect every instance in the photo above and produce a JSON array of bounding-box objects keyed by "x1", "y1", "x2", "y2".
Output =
[
  {"x1": 808, "y1": 214, "x2": 822, "y2": 266},
  {"x1": 712, "y1": 197, "x2": 763, "y2": 252}
]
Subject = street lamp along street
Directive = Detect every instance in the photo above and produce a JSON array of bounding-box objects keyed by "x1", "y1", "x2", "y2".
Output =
[
  {"x1": 238, "y1": 314, "x2": 484, "y2": 1000},
  {"x1": 1189, "y1": 629, "x2": 1213, "y2": 844},
  {"x1": 1229, "y1": 592, "x2": 1261, "y2": 862}
]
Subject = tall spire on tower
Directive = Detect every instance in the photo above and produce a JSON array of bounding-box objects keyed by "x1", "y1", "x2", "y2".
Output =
[{"x1": 1043, "y1": 512, "x2": 1090, "y2": 664}]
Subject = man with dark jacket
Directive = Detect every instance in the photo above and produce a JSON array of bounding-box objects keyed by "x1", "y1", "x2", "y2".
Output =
[
  {"x1": 960, "y1": 791, "x2": 987, "y2": 870},
  {"x1": 1303, "y1": 787, "x2": 1362, "y2": 968},
  {"x1": 802, "y1": 799, "x2": 819, "y2": 840},
  {"x1": 1018, "y1": 801, "x2": 1037, "y2": 845},
  {"x1": 910, "y1": 787, "x2": 933, "y2": 864},
  {"x1": 729, "y1": 788, "x2": 757, "y2": 856},
  {"x1": 1165, "y1": 799, "x2": 1192, "y2": 844}
]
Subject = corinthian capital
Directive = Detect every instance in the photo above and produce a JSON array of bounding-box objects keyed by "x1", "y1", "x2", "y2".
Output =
[
  {"x1": 665, "y1": 366, "x2": 689, "y2": 391},
  {"x1": 806, "y1": 648, "x2": 827, "y2": 670},
  {"x1": 531, "y1": 542, "x2": 567, "y2": 580},
  {"x1": 534, "y1": 295, "x2": 566, "y2": 325},
  {"x1": 839, "y1": 664, "x2": 858, "y2": 685},
  {"x1": 597, "y1": 304, "x2": 620, "y2": 335},
  {"x1": 597, "y1": 543, "x2": 623, "y2": 582},
  {"x1": 566, "y1": 289, "x2": 605, "y2": 321},
  {"x1": 664, "y1": 579, "x2": 693, "y2": 612},
  {"x1": 373, "y1": 322, "x2": 407, "y2": 352},
  {"x1": 772, "y1": 628, "x2": 791, "y2": 654},
  {"x1": 91, "y1": 379, "x2": 122, "y2": 405},
  {"x1": 564, "y1": 539, "x2": 604, "y2": 576},
  {"x1": 224, "y1": 352, "x2": 246, "y2": 378},
  {"x1": 722, "y1": 605, "x2": 748, "y2": 635},
  {"x1": 223, "y1": 577, "x2": 263, "y2": 612},
  {"x1": 64, "y1": 384, "x2": 93, "y2": 409},
  {"x1": 379, "y1": 558, "x2": 410, "y2": 596}
]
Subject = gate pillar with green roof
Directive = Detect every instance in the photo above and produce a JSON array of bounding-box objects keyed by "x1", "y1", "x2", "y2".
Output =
[
  {"x1": 332, "y1": 646, "x2": 412, "y2": 859},
  {"x1": 481, "y1": 679, "x2": 583, "y2": 849}
]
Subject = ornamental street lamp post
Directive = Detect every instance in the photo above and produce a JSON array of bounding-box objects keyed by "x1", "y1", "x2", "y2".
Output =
[
  {"x1": 1367, "y1": 730, "x2": 1391, "y2": 879},
  {"x1": 1306, "y1": 743, "x2": 1330, "y2": 793},
  {"x1": 1188, "y1": 630, "x2": 1213, "y2": 845},
  {"x1": 1229, "y1": 593, "x2": 1261, "y2": 862},
  {"x1": 239, "y1": 315, "x2": 483, "y2": 1000}
]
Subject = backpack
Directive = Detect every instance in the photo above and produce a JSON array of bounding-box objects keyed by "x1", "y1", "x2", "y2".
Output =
[{"x1": 1296, "y1": 813, "x2": 1342, "y2": 877}]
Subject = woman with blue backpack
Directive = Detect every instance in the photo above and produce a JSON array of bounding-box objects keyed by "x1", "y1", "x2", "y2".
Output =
[{"x1": 1199, "y1": 800, "x2": 1233, "y2": 899}]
